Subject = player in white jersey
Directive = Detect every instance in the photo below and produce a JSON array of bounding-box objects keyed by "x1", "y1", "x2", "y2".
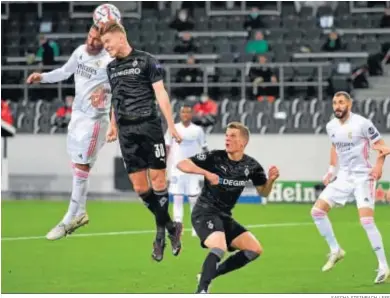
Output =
[
  {"x1": 165, "y1": 105, "x2": 208, "y2": 236},
  {"x1": 310, "y1": 91, "x2": 389, "y2": 284},
  {"x1": 26, "y1": 25, "x2": 115, "y2": 240}
]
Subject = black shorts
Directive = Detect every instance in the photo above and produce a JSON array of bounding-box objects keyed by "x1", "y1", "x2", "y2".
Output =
[
  {"x1": 118, "y1": 117, "x2": 166, "y2": 174},
  {"x1": 191, "y1": 204, "x2": 247, "y2": 251}
]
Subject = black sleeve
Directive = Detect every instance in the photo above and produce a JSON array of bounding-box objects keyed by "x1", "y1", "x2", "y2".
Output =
[
  {"x1": 250, "y1": 162, "x2": 267, "y2": 186},
  {"x1": 189, "y1": 151, "x2": 214, "y2": 170},
  {"x1": 147, "y1": 55, "x2": 164, "y2": 84}
]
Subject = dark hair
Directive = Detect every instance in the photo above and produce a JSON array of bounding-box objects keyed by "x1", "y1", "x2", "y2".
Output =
[{"x1": 180, "y1": 104, "x2": 193, "y2": 110}]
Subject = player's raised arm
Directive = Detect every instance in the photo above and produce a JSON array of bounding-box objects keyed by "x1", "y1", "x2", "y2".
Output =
[
  {"x1": 177, "y1": 152, "x2": 219, "y2": 185},
  {"x1": 26, "y1": 47, "x2": 79, "y2": 84},
  {"x1": 252, "y1": 164, "x2": 279, "y2": 198}
]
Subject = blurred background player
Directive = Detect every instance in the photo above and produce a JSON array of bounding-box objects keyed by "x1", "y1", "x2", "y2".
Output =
[
  {"x1": 165, "y1": 105, "x2": 208, "y2": 236},
  {"x1": 99, "y1": 21, "x2": 183, "y2": 262},
  {"x1": 311, "y1": 91, "x2": 389, "y2": 284},
  {"x1": 178, "y1": 122, "x2": 280, "y2": 293},
  {"x1": 26, "y1": 25, "x2": 113, "y2": 240}
]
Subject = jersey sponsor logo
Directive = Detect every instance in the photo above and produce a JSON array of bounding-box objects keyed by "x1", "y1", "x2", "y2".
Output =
[
  {"x1": 110, "y1": 68, "x2": 141, "y2": 79},
  {"x1": 334, "y1": 141, "x2": 355, "y2": 152},
  {"x1": 75, "y1": 63, "x2": 98, "y2": 79},
  {"x1": 218, "y1": 178, "x2": 247, "y2": 187}
]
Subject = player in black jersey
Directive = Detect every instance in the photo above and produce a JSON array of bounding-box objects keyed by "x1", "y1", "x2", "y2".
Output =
[
  {"x1": 99, "y1": 21, "x2": 183, "y2": 262},
  {"x1": 178, "y1": 122, "x2": 280, "y2": 293}
]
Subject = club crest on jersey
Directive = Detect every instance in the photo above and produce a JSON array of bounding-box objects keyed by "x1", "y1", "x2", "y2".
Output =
[
  {"x1": 244, "y1": 167, "x2": 250, "y2": 177},
  {"x1": 348, "y1": 131, "x2": 352, "y2": 139},
  {"x1": 94, "y1": 60, "x2": 102, "y2": 67},
  {"x1": 132, "y1": 59, "x2": 138, "y2": 67},
  {"x1": 368, "y1": 127, "x2": 375, "y2": 135},
  {"x1": 196, "y1": 153, "x2": 206, "y2": 160}
]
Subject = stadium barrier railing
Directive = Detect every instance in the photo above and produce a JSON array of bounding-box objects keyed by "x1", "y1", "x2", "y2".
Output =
[{"x1": 1, "y1": 62, "x2": 330, "y2": 101}]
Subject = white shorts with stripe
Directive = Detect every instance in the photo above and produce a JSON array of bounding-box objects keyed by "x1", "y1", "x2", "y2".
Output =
[
  {"x1": 67, "y1": 111, "x2": 109, "y2": 166},
  {"x1": 319, "y1": 171, "x2": 376, "y2": 210}
]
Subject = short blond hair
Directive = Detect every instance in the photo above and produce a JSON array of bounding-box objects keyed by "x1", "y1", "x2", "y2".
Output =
[
  {"x1": 226, "y1": 122, "x2": 250, "y2": 142},
  {"x1": 99, "y1": 20, "x2": 126, "y2": 36}
]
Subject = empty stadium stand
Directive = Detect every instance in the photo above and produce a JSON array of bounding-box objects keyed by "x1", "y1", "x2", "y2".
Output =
[{"x1": 2, "y1": 1, "x2": 390, "y2": 134}]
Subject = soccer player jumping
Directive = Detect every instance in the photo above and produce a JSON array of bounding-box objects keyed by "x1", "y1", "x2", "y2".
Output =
[
  {"x1": 178, "y1": 122, "x2": 280, "y2": 293},
  {"x1": 99, "y1": 21, "x2": 183, "y2": 262},
  {"x1": 311, "y1": 91, "x2": 389, "y2": 283},
  {"x1": 26, "y1": 25, "x2": 114, "y2": 240}
]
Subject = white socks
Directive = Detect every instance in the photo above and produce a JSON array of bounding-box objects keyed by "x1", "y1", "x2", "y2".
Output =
[
  {"x1": 360, "y1": 217, "x2": 389, "y2": 269},
  {"x1": 173, "y1": 194, "x2": 199, "y2": 235},
  {"x1": 311, "y1": 207, "x2": 340, "y2": 253},
  {"x1": 173, "y1": 195, "x2": 184, "y2": 223},
  {"x1": 62, "y1": 167, "x2": 89, "y2": 225}
]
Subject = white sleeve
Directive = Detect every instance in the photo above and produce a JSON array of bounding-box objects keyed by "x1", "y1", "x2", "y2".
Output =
[
  {"x1": 198, "y1": 127, "x2": 208, "y2": 149},
  {"x1": 361, "y1": 118, "x2": 381, "y2": 144},
  {"x1": 164, "y1": 129, "x2": 173, "y2": 147},
  {"x1": 41, "y1": 48, "x2": 79, "y2": 83}
]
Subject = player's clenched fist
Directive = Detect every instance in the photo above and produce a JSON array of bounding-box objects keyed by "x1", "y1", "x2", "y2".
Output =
[
  {"x1": 205, "y1": 172, "x2": 219, "y2": 185},
  {"x1": 106, "y1": 124, "x2": 118, "y2": 143},
  {"x1": 26, "y1": 72, "x2": 42, "y2": 84},
  {"x1": 268, "y1": 166, "x2": 280, "y2": 181}
]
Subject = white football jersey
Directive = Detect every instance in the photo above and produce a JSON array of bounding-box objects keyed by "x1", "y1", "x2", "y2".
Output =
[
  {"x1": 41, "y1": 45, "x2": 114, "y2": 118},
  {"x1": 165, "y1": 122, "x2": 208, "y2": 176},
  {"x1": 326, "y1": 113, "x2": 382, "y2": 174}
]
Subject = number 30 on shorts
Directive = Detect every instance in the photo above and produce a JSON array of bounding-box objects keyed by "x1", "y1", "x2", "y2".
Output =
[{"x1": 154, "y1": 143, "x2": 165, "y2": 158}]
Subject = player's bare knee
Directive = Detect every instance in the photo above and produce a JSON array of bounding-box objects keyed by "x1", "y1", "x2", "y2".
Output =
[{"x1": 149, "y1": 170, "x2": 167, "y2": 191}]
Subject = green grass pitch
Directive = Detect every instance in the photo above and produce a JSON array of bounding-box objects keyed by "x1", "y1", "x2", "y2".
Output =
[{"x1": 2, "y1": 200, "x2": 390, "y2": 294}]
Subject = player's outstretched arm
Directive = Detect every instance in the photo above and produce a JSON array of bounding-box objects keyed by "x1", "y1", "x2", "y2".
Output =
[
  {"x1": 26, "y1": 48, "x2": 78, "y2": 84},
  {"x1": 153, "y1": 81, "x2": 182, "y2": 143},
  {"x1": 177, "y1": 159, "x2": 219, "y2": 185}
]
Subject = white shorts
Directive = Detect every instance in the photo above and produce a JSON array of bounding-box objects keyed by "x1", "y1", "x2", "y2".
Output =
[
  {"x1": 169, "y1": 173, "x2": 201, "y2": 196},
  {"x1": 67, "y1": 112, "x2": 109, "y2": 166},
  {"x1": 319, "y1": 173, "x2": 376, "y2": 210}
]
